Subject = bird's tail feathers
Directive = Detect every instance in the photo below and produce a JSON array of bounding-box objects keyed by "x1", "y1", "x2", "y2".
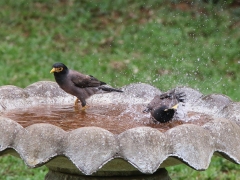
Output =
[
  {"x1": 175, "y1": 92, "x2": 186, "y2": 103},
  {"x1": 98, "y1": 86, "x2": 123, "y2": 92},
  {"x1": 89, "y1": 75, "x2": 107, "y2": 85},
  {"x1": 100, "y1": 81, "x2": 107, "y2": 85},
  {"x1": 160, "y1": 90, "x2": 186, "y2": 103}
]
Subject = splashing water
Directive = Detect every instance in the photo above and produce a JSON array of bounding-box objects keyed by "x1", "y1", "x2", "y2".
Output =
[
  {"x1": 0, "y1": 83, "x2": 228, "y2": 134},
  {"x1": 2, "y1": 102, "x2": 213, "y2": 134}
]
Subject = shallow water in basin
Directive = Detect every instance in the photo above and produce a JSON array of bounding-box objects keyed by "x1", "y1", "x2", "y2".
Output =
[{"x1": 2, "y1": 104, "x2": 213, "y2": 134}]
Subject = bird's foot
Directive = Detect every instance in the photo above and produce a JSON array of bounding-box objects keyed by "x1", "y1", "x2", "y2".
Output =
[{"x1": 81, "y1": 105, "x2": 90, "y2": 111}]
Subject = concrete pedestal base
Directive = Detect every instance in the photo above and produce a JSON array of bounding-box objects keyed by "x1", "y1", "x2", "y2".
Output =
[{"x1": 45, "y1": 169, "x2": 171, "y2": 180}]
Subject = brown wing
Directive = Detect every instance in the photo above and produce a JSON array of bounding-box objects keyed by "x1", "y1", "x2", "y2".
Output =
[
  {"x1": 144, "y1": 89, "x2": 185, "y2": 113},
  {"x1": 160, "y1": 89, "x2": 186, "y2": 103},
  {"x1": 70, "y1": 70, "x2": 106, "y2": 88},
  {"x1": 147, "y1": 91, "x2": 177, "y2": 110},
  {"x1": 145, "y1": 95, "x2": 161, "y2": 111},
  {"x1": 159, "y1": 90, "x2": 179, "y2": 108},
  {"x1": 159, "y1": 89, "x2": 175, "y2": 99}
]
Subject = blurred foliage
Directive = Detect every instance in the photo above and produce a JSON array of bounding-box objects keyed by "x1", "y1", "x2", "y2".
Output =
[
  {"x1": 0, "y1": 155, "x2": 47, "y2": 180},
  {"x1": 0, "y1": 0, "x2": 240, "y2": 99}
]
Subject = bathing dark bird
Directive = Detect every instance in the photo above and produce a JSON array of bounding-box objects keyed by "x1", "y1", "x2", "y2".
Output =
[
  {"x1": 143, "y1": 89, "x2": 185, "y2": 123},
  {"x1": 50, "y1": 62, "x2": 123, "y2": 110}
]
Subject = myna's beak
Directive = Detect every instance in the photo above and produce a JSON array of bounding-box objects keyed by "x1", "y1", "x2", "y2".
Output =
[
  {"x1": 171, "y1": 104, "x2": 179, "y2": 109},
  {"x1": 50, "y1": 68, "x2": 56, "y2": 73},
  {"x1": 164, "y1": 104, "x2": 179, "y2": 111}
]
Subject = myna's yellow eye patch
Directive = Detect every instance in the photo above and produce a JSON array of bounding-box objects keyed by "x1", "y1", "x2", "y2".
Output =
[
  {"x1": 57, "y1": 67, "x2": 63, "y2": 72},
  {"x1": 50, "y1": 67, "x2": 63, "y2": 73}
]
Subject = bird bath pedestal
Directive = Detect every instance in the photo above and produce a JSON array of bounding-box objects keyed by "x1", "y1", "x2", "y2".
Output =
[{"x1": 0, "y1": 81, "x2": 240, "y2": 180}]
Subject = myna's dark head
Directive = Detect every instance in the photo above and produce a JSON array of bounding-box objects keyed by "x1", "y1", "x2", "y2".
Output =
[
  {"x1": 152, "y1": 105, "x2": 177, "y2": 123},
  {"x1": 50, "y1": 63, "x2": 68, "y2": 74}
]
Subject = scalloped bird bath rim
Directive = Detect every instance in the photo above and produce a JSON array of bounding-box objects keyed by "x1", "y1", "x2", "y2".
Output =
[{"x1": 0, "y1": 81, "x2": 240, "y2": 179}]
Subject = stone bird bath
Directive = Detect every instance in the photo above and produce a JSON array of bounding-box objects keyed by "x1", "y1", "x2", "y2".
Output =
[{"x1": 0, "y1": 81, "x2": 240, "y2": 179}]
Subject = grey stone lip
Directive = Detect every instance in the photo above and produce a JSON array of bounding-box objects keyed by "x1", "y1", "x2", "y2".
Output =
[{"x1": 0, "y1": 81, "x2": 240, "y2": 175}]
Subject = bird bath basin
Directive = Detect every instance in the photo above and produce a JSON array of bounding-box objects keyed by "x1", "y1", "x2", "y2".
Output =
[{"x1": 0, "y1": 81, "x2": 240, "y2": 180}]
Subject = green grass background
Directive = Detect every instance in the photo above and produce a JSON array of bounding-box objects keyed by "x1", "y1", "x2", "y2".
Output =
[{"x1": 0, "y1": 0, "x2": 240, "y2": 179}]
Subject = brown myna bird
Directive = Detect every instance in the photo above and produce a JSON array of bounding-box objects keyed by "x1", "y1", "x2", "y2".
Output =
[
  {"x1": 143, "y1": 89, "x2": 185, "y2": 123},
  {"x1": 50, "y1": 62, "x2": 123, "y2": 110}
]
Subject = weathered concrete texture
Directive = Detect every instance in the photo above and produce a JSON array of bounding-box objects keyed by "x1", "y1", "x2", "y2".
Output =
[
  {"x1": 220, "y1": 102, "x2": 240, "y2": 125},
  {"x1": 88, "y1": 83, "x2": 161, "y2": 106},
  {"x1": 25, "y1": 81, "x2": 68, "y2": 97},
  {"x1": 166, "y1": 124, "x2": 214, "y2": 170},
  {"x1": 0, "y1": 81, "x2": 240, "y2": 176},
  {"x1": 65, "y1": 127, "x2": 119, "y2": 175},
  {"x1": 203, "y1": 118, "x2": 240, "y2": 164},
  {"x1": 20, "y1": 123, "x2": 67, "y2": 166},
  {"x1": 0, "y1": 81, "x2": 74, "y2": 112},
  {"x1": 118, "y1": 127, "x2": 167, "y2": 174},
  {"x1": 200, "y1": 94, "x2": 231, "y2": 110},
  {"x1": 0, "y1": 85, "x2": 28, "y2": 111},
  {"x1": 0, "y1": 117, "x2": 25, "y2": 152},
  {"x1": 25, "y1": 81, "x2": 75, "y2": 106},
  {"x1": 192, "y1": 94, "x2": 232, "y2": 115},
  {"x1": 121, "y1": 83, "x2": 162, "y2": 100}
]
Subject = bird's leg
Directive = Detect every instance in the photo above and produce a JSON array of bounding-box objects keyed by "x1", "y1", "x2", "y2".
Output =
[
  {"x1": 81, "y1": 105, "x2": 89, "y2": 111},
  {"x1": 74, "y1": 98, "x2": 89, "y2": 110},
  {"x1": 74, "y1": 98, "x2": 79, "y2": 106},
  {"x1": 74, "y1": 105, "x2": 80, "y2": 112},
  {"x1": 79, "y1": 98, "x2": 90, "y2": 111}
]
